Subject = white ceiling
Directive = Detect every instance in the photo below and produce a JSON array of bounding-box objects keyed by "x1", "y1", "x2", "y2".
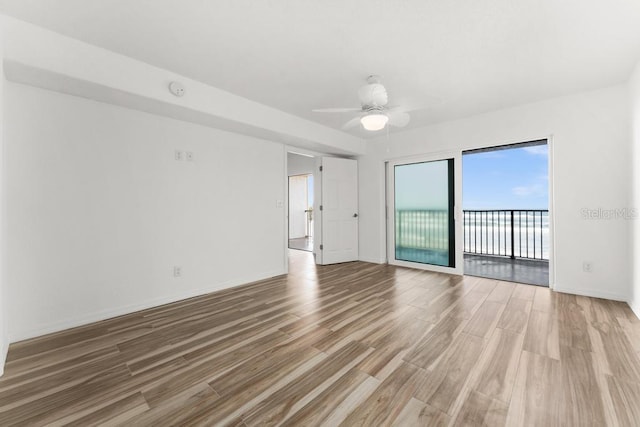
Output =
[{"x1": 1, "y1": 0, "x2": 640, "y2": 138}]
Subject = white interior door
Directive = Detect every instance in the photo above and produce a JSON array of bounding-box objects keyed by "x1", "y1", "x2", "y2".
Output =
[
  {"x1": 318, "y1": 157, "x2": 358, "y2": 264},
  {"x1": 288, "y1": 175, "x2": 308, "y2": 239}
]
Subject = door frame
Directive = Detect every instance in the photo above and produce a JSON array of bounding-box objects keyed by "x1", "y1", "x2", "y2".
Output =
[{"x1": 386, "y1": 150, "x2": 464, "y2": 275}]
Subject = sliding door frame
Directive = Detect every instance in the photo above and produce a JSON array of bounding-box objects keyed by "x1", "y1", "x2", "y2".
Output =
[{"x1": 386, "y1": 151, "x2": 463, "y2": 275}]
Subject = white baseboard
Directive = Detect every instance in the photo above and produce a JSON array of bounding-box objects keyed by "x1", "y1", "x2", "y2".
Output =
[
  {"x1": 553, "y1": 284, "x2": 629, "y2": 302},
  {"x1": 10, "y1": 268, "x2": 286, "y2": 343},
  {"x1": 358, "y1": 256, "x2": 386, "y2": 264},
  {"x1": 0, "y1": 334, "x2": 9, "y2": 377},
  {"x1": 629, "y1": 299, "x2": 640, "y2": 320}
]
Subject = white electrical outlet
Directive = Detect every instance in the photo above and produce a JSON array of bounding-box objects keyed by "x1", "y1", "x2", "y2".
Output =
[
  {"x1": 186, "y1": 151, "x2": 194, "y2": 161},
  {"x1": 582, "y1": 262, "x2": 593, "y2": 273},
  {"x1": 175, "y1": 150, "x2": 184, "y2": 161},
  {"x1": 173, "y1": 266, "x2": 182, "y2": 277}
]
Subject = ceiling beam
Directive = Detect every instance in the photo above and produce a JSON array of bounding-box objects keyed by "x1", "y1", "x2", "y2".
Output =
[{"x1": 1, "y1": 16, "x2": 366, "y2": 156}]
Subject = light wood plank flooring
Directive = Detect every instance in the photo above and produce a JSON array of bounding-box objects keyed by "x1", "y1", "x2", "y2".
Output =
[{"x1": 1, "y1": 250, "x2": 639, "y2": 426}]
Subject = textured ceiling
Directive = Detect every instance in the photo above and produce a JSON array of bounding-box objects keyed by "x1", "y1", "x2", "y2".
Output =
[{"x1": 1, "y1": 0, "x2": 640, "y2": 137}]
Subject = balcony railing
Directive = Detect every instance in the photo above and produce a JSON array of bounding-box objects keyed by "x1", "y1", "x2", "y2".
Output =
[
  {"x1": 395, "y1": 209, "x2": 549, "y2": 262},
  {"x1": 463, "y1": 210, "x2": 549, "y2": 260},
  {"x1": 395, "y1": 209, "x2": 449, "y2": 251}
]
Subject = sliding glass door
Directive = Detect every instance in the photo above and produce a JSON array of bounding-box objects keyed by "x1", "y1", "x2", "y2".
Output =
[{"x1": 388, "y1": 153, "x2": 462, "y2": 274}]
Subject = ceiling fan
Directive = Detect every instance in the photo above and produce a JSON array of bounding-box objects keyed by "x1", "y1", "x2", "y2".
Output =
[{"x1": 312, "y1": 75, "x2": 412, "y2": 132}]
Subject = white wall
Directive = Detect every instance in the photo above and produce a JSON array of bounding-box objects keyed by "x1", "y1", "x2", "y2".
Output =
[
  {"x1": 0, "y1": 24, "x2": 8, "y2": 376},
  {"x1": 4, "y1": 82, "x2": 287, "y2": 341},
  {"x1": 359, "y1": 85, "x2": 632, "y2": 301},
  {"x1": 630, "y1": 62, "x2": 640, "y2": 318},
  {"x1": 287, "y1": 152, "x2": 315, "y2": 176}
]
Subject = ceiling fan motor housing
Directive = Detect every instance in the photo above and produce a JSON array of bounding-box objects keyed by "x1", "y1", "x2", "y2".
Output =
[{"x1": 358, "y1": 83, "x2": 388, "y2": 108}]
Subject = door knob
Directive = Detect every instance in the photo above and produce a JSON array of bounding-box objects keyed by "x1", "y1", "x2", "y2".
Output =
[{"x1": 353, "y1": 213, "x2": 358, "y2": 218}]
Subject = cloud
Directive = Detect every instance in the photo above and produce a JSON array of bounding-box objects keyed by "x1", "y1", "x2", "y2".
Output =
[
  {"x1": 523, "y1": 145, "x2": 548, "y2": 156},
  {"x1": 512, "y1": 183, "x2": 545, "y2": 197}
]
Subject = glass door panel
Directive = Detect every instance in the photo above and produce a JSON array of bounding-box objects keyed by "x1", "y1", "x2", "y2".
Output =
[
  {"x1": 395, "y1": 159, "x2": 454, "y2": 267},
  {"x1": 388, "y1": 154, "x2": 461, "y2": 274}
]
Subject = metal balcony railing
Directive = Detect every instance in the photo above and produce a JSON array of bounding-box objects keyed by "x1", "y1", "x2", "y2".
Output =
[
  {"x1": 395, "y1": 209, "x2": 550, "y2": 261},
  {"x1": 463, "y1": 210, "x2": 549, "y2": 260}
]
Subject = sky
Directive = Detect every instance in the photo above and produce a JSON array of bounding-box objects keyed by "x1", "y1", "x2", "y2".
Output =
[{"x1": 463, "y1": 144, "x2": 549, "y2": 210}]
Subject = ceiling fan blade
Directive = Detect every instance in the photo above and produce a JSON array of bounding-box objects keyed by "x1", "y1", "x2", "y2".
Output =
[
  {"x1": 312, "y1": 107, "x2": 362, "y2": 113},
  {"x1": 387, "y1": 111, "x2": 410, "y2": 128},
  {"x1": 385, "y1": 105, "x2": 421, "y2": 114},
  {"x1": 387, "y1": 97, "x2": 442, "y2": 113},
  {"x1": 342, "y1": 116, "x2": 362, "y2": 130}
]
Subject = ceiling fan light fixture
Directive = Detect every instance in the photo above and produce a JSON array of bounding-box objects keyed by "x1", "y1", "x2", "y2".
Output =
[{"x1": 360, "y1": 112, "x2": 389, "y2": 131}]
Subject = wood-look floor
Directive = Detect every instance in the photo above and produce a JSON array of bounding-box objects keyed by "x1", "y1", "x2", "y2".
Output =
[{"x1": 1, "y1": 250, "x2": 640, "y2": 426}]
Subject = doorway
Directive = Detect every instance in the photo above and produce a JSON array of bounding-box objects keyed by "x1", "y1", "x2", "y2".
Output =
[
  {"x1": 288, "y1": 174, "x2": 314, "y2": 251},
  {"x1": 462, "y1": 140, "x2": 550, "y2": 286}
]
